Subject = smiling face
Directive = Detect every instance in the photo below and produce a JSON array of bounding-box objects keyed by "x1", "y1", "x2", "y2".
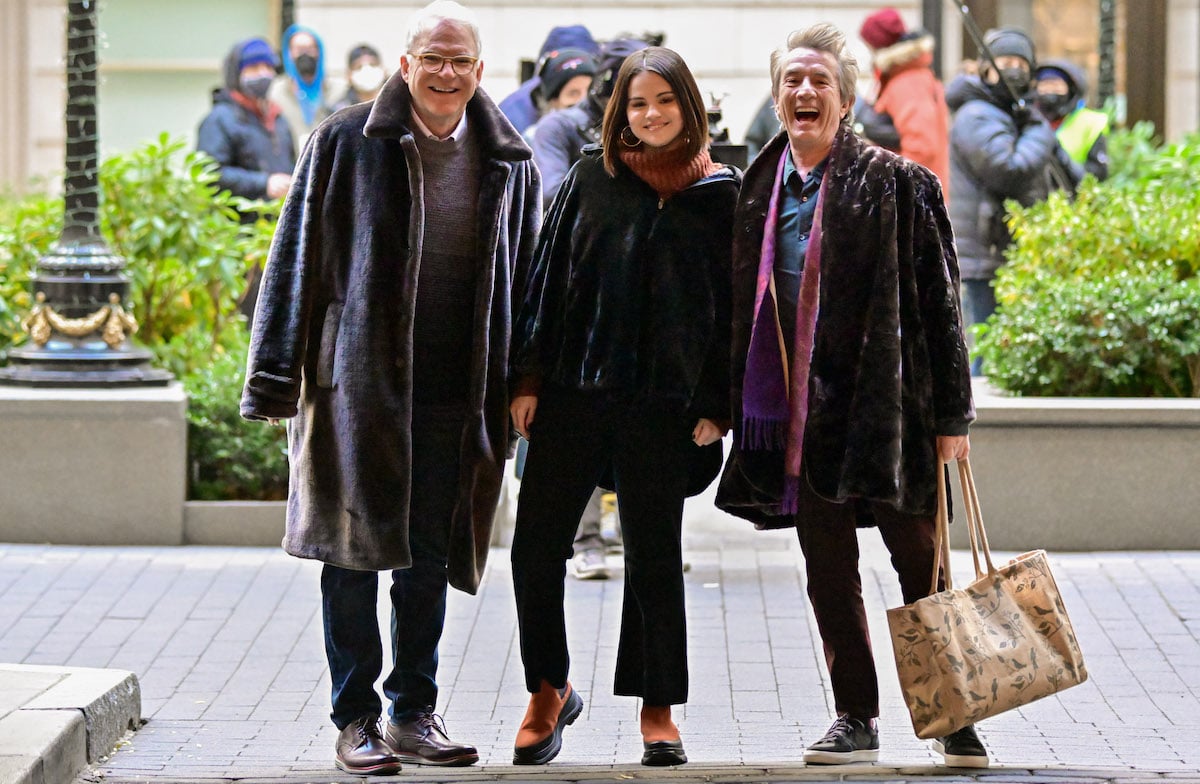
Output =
[
  {"x1": 625, "y1": 70, "x2": 684, "y2": 148},
  {"x1": 401, "y1": 19, "x2": 483, "y2": 138},
  {"x1": 775, "y1": 47, "x2": 851, "y2": 167}
]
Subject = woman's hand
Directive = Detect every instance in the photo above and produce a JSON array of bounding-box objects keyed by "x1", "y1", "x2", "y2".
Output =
[
  {"x1": 693, "y1": 418, "x2": 725, "y2": 447},
  {"x1": 937, "y1": 434, "x2": 970, "y2": 462},
  {"x1": 511, "y1": 395, "x2": 538, "y2": 439}
]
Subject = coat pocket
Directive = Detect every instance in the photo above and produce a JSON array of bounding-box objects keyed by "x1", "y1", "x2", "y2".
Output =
[{"x1": 316, "y1": 301, "x2": 344, "y2": 388}]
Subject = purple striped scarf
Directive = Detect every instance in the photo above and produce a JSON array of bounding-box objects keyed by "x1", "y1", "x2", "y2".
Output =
[{"x1": 741, "y1": 147, "x2": 827, "y2": 513}]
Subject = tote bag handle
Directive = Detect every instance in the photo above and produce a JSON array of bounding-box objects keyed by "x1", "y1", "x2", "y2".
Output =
[{"x1": 928, "y1": 457, "x2": 999, "y2": 596}]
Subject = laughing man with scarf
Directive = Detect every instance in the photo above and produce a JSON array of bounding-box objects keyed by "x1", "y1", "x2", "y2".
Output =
[{"x1": 715, "y1": 23, "x2": 981, "y2": 768}]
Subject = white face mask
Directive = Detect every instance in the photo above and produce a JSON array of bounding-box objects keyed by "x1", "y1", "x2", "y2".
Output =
[{"x1": 350, "y1": 64, "x2": 385, "y2": 93}]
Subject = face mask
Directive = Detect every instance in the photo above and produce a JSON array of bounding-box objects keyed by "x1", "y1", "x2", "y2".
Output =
[
  {"x1": 998, "y1": 66, "x2": 1032, "y2": 96},
  {"x1": 350, "y1": 64, "x2": 385, "y2": 94},
  {"x1": 295, "y1": 53, "x2": 318, "y2": 79},
  {"x1": 239, "y1": 75, "x2": 273, "y2": 100},
  {"x1": 1035, "y1": 92, "x2": 1074, "y2": 121}
]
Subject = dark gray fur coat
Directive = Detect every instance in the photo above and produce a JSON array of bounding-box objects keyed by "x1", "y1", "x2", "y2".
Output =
[
  {"x1": 240, "y1": 75, "x2": 541, "y2": 593},
  {"x1": 716, "y1": 126, "x2": 974, "y2": 528}
]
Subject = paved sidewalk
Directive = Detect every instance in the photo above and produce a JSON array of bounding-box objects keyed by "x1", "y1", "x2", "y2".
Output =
[{"x1": 2, "y1": 497, "x2": 1199, "y2": 783}]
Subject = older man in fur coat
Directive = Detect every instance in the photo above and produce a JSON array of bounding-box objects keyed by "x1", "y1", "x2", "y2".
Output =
[
  {"x1": 715, "y1": 23, "x2": 980, "y2": 768},
  {"x1": 241, "y1": 1, "x2": 540, "y2": 774}
]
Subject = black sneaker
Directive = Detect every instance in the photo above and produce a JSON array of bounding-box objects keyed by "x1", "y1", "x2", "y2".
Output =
[
  {"x1": 803, "y1": 715, "x2": 879, "y2": 764},
  {"x1": 932, "y1": 724, "x2": 989, "y2": 768}
]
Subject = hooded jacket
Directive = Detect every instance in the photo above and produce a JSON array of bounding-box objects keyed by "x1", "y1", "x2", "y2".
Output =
[
  {"x1": 196, "y1": 41, "x2": 296, "y2": 200},
  {"x1": 870, "y1": 32, "x2": 951, "y2": 192},
  {"x1": 716, "y1": 127, "x2": 974, "y2": 528},
  {"x1": 946, "y1": 73, "x2": 1073, "y2": 280},
  {"x1": 268, "y1": 24, "x2": 334, "y2": 150},
  {"x1": 240, "y1": 75, "x2": 541, "y2": 593}
]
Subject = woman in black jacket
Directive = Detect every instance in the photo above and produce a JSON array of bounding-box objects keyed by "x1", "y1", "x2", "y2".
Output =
[{"x1": 508, "y1": 47, "x2": 738, "y2": 768}]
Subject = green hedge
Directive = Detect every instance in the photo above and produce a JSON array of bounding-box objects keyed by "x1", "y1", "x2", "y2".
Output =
[
  {"x1": 0, "y1": 134, "x2": 288, "y2": 499},
  {"x1": 976, "y1": 124, "x2": 1200, "y2": 397}
]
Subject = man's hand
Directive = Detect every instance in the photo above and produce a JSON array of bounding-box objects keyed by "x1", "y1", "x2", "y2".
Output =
[
  {"x1": 937, "y1": 434, "x2": 970, "y2": 462},
  {"x1": 692, "y1": 418, "x2": 725, "y2": 447},
  {"x1": 510, "y1": 395, "x2": 538, "y2": 440},
  {"x1": 266, "y1": 173, "x2": 292, "y2": 199}
]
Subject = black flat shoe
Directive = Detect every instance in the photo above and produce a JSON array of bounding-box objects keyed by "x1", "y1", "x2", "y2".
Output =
[{"x1": 641, "y1": 739, "x2": 687, "y2": 766}]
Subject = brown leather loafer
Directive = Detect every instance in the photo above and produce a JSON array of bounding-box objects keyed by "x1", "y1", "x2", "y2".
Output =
[
  {"x1": 513, "y1": 680, "x2": 584, "y2": 764},
  {"x1": 335, "y1": 715, "x2": 402, "y2": 774},
  {"x1": 385, "y1": 710, "x2": 479, "y2": 766}
]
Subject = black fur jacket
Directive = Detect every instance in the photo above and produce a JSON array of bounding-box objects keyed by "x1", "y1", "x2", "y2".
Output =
[
  {"x1": 716, "y1": 126, "x2": 974, "y2": 528},
  {"x1": 511, "y1": 149, "x2": 739, "y2": 423},
  {"x1": 240, "y1": 75, "x2": 541, "y2": 593}
]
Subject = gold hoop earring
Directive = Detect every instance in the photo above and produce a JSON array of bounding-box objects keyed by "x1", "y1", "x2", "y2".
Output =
[{"x1": 620, "y1": 126, "x2": 643, "y2": 148}]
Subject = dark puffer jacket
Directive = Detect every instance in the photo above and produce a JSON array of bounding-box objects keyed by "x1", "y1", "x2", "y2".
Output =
[
  {"x1": 197, "y1": 41, "x2": 296, "y2": 200},
  {"x1": 512, "y1": 148, "x2": 738, "y2": 424},
  {"x1": 946, "y1": 74, "x2": 1074, "y2": 281}
]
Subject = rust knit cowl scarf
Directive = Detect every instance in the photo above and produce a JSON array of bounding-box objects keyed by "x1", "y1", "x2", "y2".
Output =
[{"x1": 618, "y1": 136, "x2": 720, "y2": 199}]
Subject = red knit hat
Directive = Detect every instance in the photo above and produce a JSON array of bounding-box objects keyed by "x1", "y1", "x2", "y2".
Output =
[{"x1": 860, "y1": 7, "x2": 906, "y2": 50}]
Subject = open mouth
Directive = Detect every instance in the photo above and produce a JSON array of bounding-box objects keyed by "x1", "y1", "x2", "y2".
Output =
[
  {"x1": 430, "y1": 86, "x2": 457, "y2": 94},
  {"x1": 794, "y1": 107, "x2": 820, "y2": 122}
]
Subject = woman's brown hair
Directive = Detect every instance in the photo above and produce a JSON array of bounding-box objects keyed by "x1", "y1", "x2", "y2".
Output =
[{"x1": 600, "y1": 46, "x2": 710, "y2": 176}]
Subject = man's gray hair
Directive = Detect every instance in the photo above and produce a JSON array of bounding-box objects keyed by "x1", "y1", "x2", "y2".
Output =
[
  {"x1": 769, "y1": 23, "x2": 859, "y2": 123},
  {"x1": 405, "y1": 0, "x2": 482, "y2": 55}
]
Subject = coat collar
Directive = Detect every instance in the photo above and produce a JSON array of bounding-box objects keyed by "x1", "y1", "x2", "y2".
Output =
[
  {"x1": 746, "y1": 124, "x2": 863, "y2": 195},
  {"x1": 363, "y1": 72, "x2": 532, "y2": 162}
]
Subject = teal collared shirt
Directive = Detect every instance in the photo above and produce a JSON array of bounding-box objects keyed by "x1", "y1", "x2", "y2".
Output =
[{"x1": 774, "y1": 150, "x2": 827, "y2": 351}]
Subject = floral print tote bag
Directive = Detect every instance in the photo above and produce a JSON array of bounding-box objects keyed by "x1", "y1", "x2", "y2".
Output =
[{"x1": 887, "y1": 459, "x2": 1088, "y2": 739}]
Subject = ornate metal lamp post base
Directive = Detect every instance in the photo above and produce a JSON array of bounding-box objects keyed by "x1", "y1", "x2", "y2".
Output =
[{"x1": 0, "y1": 242, "x2": 172, "y2": 387}]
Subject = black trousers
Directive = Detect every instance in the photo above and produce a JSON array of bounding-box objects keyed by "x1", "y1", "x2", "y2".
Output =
[
  {"x1": 793, "y1": 471, "x2": 941, "y2": 720},
  {"x1": 321, "y1": 408, "x2": 463, "y2": 730},
  {"x1": 511, "y1": 388, "x2": 693, "y2": 705}
]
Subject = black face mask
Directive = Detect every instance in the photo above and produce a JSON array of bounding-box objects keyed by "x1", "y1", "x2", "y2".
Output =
[
  {"x1": 239, "y1": 75, "x2": 273, "y2": 100},
  {"x1": 294, "y1": 53, "x2": 318, "y2": 79},
  {"x1": 997, "y1": 66, "x2": 1032, "y2": 97},
  {"x1": 1035, "y1": 92, "x2": 1074, "y2": 121}
]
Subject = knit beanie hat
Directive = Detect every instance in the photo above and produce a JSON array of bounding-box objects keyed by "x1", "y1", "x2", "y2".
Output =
[
  {"x1": 860, "y1": 8, "x2": 906, "y2": 50},
  {"x1": 238, "y1": 38, "x2": 279, "y2": 71},
  {"x1": 539, "y1": 25, "x2": 600, "y2": 58},
  {"x1": 983, "y1": 27, "x2": 1035, "y2": 66},
  {"x1": 538, "y1": 48, "x2": 597, "y2": 101}
]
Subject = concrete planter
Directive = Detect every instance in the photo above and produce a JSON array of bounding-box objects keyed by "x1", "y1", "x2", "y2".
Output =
[
  {"x1": 957, "y1": 381, "x2": 1200, "y2": 551},
  {"x1": 183, "y1": 500, "x2": 285, "y2": 547}
]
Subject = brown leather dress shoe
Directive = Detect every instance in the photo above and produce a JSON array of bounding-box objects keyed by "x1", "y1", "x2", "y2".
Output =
[
  {"x1": 335, "y1": 715, "x2": 402, "y2": 774},
  {"x1": 513, "y1": 680, "x2": 584, "y2": 764},
  {"x1": 385, "y1": 710, "x2": 479, "y2": 766}
]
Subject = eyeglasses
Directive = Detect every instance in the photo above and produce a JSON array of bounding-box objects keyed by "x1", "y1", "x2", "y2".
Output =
[{"x1": 409, "y1": 52, "x2": 479, "y2": 76}]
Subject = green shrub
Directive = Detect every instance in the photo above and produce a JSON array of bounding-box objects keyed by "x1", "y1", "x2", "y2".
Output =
[
  {"x1": 0, "y1": 134, "x2": 288, "y2": 496},
  {"x1": 184, "y1": 330, "x2": 289, "y2": 501},
  {"x1": 977, "y1": 126, "x2": 1200, "y2": 396}
]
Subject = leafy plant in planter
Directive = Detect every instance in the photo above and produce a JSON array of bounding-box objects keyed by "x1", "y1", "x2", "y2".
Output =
[
  {"x1": 184, "y1": 330, "x2": 289, "y2": 501},
  {"x1": 976, "y1": 125, "x2": 1200, "y2": 397},
  {"x1": 0, "y1": 134, "x2": 288, "y2": 496}
]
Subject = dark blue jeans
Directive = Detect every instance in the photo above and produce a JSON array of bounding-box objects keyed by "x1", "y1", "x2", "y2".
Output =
[
  {"x1": 322, "y1": 410, "x2": 462, "y2": 730},
  {"x1": 961, "y1": 278, "x2": 997, "y2": 376}
]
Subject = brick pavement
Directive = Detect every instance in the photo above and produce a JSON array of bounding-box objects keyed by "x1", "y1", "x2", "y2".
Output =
[{"x1": 2, "y1": 503, "x2": 1199, "y2": 783}]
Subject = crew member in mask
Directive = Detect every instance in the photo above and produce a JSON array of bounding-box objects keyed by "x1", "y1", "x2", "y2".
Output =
[
  {"x1": 197, "y1": 37, "x2": 296, "y2": 202},
  {"x1": 269, "y1": 24, "x2": 334, "y2": 149},
  {"x1": 331, "y1": 44, "x2": 388, "y2": 113},
  {"x1": 197, "y1": 37, "x2": 297, "y2": 320},
  {"x1": 1034, "y1": 59, "x2": 1109, "y2": 181},
  {"x1": 945, "y1": 26, "x2": 1079, "y2": 375}
]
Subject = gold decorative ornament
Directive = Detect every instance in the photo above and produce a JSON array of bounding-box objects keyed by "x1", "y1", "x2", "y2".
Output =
[{"x1": 20, "y1": 291, "x2": 139, "y2": 349}]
